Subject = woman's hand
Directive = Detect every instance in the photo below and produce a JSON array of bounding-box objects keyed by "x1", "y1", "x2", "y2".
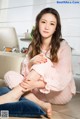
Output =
[
  {"x1": 20, "y1": 79, "x2": 38, "y2": 91},
  {"x1": 28, "y1": 53, "x2": 47, "y2": 69},
  {"x1": 20, "y1": 79, "x2": 45, "y2": 91}
]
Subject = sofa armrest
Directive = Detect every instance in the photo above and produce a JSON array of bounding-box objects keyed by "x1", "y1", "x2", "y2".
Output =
[{"x1": 0, "y1": 52, "x2": 25, "y2": 79}]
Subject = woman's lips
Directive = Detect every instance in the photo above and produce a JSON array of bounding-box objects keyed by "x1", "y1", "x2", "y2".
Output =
[{"x1": 43, "y1": 31, "x2": 49, "y2": 33}]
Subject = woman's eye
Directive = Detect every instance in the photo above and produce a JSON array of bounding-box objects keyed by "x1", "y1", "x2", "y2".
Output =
[
  {"x1": 50, "y1": 23, "x2": 54, "y2": 25},
  {"x1": 41, "y1": 21, "x2": 46, "y2": 23}
]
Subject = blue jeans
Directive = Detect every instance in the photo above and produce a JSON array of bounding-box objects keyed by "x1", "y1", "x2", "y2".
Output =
[{"x1": 0, "y1": 87, "x2": 46, "y2": 117}]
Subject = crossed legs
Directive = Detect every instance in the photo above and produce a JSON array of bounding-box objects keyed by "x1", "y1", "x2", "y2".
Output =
[{"x1": 0, "y1": 70, "x2": 52, "y2": 119}]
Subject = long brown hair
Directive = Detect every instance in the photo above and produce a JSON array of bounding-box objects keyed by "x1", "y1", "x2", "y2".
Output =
[{"x1": 28, "y1": 7, "x2": 64, "y2": 62}]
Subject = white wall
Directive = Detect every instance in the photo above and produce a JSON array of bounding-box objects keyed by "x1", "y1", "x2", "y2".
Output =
[{"x1": 0, "y1": 0, "x2": 80, "y2": 51}]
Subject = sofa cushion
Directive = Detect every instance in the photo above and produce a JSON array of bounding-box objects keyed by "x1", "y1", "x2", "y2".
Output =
[
  {"x1": 0, "y1": 100, "x2": 46, "y2": 118},
  {"x1": 0, "y1": 79, "x2": 6, "y2": 87},
  {"x1": 0, "y1": 52, "x2": 25, "y2": 79},
  {"x1": 0, "y1": 87, "x2": 46, "y2": 118}
]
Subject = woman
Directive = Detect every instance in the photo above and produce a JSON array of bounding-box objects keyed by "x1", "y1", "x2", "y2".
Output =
[{"x1": 0, "y1": 7, "x2": 76, "y2": 119}]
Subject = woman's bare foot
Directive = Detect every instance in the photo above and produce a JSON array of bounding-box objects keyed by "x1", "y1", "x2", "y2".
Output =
[
  {"x1": 0, "y1": 85, "x2": 25, "y2": 104},
  {"x1": 24, "y1": 92, "x2": 52, "y2": 119},
  {"x1": 40, "y1": 102, "x2": 52, "y2": 119}
]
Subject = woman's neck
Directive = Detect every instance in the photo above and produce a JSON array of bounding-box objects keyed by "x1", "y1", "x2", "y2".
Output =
[
  {"x1": 41, "y1": 44, "x2": 50, "y2": 51},
  {"x1": 41, "y1": 37, "x2": 51, "y2": 51}
]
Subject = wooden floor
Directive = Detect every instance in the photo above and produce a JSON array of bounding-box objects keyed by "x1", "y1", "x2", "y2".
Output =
[{"x1": 9, "y1": 93, "x2": 80, "y2": 119}]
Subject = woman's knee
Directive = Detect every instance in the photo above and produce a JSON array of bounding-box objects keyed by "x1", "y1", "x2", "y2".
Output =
[{"x1": 4, "y1": 71, "x2": 24, "y2": 89}]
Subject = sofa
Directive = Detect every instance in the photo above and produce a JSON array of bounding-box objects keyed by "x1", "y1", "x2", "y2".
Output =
[
  {"x1": 0, "y1": 51, "x2": 46, "y2": 118},
  {"x1": 0, "y1": 51, "x2": 25, "y2": 87}
]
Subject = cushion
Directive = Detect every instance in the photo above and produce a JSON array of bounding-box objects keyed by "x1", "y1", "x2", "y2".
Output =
[{"x1": 0, "y1": 87, "x2": 46, "y2": 118}]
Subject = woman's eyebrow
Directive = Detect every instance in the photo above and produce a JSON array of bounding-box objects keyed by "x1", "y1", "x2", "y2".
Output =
[
  {"x1": 41, "y1": 19, "x2": 56, "y2": 23},
  {"x1": 41, "y1": 19, "x2": 46, "y2": 21},
  {"x1": 51, "y1": 21, "x2": 56, "y2": 23}
]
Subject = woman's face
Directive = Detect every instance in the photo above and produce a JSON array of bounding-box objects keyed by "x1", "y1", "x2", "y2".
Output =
[{"x1": 39, "y1": 13, "x2": 57, "y2": 39}]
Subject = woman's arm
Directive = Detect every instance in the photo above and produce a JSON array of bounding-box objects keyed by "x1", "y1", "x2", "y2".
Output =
[
  {"x1": 30, "y1": 41, "x2": 73, "y2": 93},
  {"x1": 21, "y1": 54, "x2": 47, "y2": 76},
  {"x1": 40, "y1": 41, "x2": 73, "y2": 93}
]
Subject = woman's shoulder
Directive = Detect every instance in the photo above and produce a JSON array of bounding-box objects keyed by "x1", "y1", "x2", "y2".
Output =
[
  {"x1": 60, "y1": 39, "x2": 71, "y2": 49},
  {"x1": 58, "y1": 39, "x2": 72, "y2": 55},
  {"x1": 58, "y1": 39, "x2": 72, "y2": 56}
]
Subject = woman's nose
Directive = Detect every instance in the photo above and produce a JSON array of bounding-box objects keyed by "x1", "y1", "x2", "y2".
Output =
[{"x1": 45, "y1": 23, "x2": 49, "y2": 29}]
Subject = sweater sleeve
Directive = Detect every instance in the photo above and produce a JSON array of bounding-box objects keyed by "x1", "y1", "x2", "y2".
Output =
[
  {"x1": 31, "y1": 41, "x2": 73, "y2": 93},
  {"x1": 42, "y1": 41, "x2": 73, "y2": 93},
  {"x1": 20, "y1": 55, "x2": 30, "y2": 77}
]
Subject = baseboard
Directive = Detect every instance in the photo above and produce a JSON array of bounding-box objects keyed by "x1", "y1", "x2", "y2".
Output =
[{"x1": 74, "y1": 77, "x2": 80, "y2": 93}]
